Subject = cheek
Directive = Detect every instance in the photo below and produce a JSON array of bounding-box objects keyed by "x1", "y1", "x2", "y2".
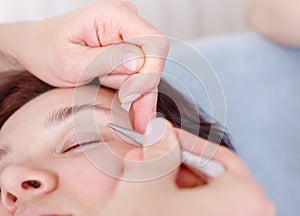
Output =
[
  {"x1": 107, "y1": 141, "x2": 137, "y2": 157},
  {"x1": 82, "y1": 138, "x2": 138, "y2": 177},
  {"x1": 0, "y1": 205, "x2": 11, "y2": 216},
  {"x1": 57, "y1": 156, "x2": 119, "y2": 210}
]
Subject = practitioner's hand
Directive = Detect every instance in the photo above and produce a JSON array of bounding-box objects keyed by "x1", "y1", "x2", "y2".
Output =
[
  {"x1": 100, "y1": 118, "x2": 275, "y2": 216},
  {"x1": 0, "y1": 0, "x2": 168, "y2": 132}
]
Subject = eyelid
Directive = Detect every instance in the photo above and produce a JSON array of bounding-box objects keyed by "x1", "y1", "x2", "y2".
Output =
[{"x1": 56, "y1": 131, "x2": 117, "y2": 154}]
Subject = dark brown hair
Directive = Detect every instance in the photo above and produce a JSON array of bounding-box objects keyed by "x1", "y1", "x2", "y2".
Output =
[{"x1": 0, "y1": 72, "x2": 233, "y2": 150}]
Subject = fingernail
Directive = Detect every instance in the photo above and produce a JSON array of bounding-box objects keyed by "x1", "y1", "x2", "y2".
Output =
[
  {"x1": 122, "y1": 52, "x2": 137, "y2": 72},
  {"x1": 144, "y1": 118, "x2": 167, "y2": 146},
  {"x1": 121, "y1": 102, "x2": 132, "y2": 112},
  {"x1": 145, "y1": 120, "x2": 152, "y2": 135},
  {"x1": 121, "y1": 93, "x2": 142, "y2": 104}
]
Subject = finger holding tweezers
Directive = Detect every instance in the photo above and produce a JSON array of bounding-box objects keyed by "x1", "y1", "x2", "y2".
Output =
[{"x1": 107, "y1": 123, "x2": 225, "y2": 178}]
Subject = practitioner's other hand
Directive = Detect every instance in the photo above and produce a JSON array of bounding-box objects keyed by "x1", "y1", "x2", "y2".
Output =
[{"x1": 100, "y1": 118, "x2": 275, "y2": 216}]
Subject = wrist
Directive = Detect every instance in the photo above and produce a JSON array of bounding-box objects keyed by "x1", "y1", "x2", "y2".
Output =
[
  {"x1": 0, "y1": 22, "x2": 36, "y2": 73},
  {"x1": 0, "y1": 50, "x2": 24, "y2": 73}
]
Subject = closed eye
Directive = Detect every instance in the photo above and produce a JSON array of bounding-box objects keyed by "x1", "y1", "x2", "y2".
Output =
[
  {"x1": 63, "y1": 139, "x2": 103, "y2": 153},
  {"x1": 57, "y1": 132, "x2": 102, "y2": 154}
]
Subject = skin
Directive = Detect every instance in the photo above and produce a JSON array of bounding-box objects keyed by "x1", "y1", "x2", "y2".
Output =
[
  {"x1": 0, "y1": 85, "x2": 275, "y2": 216},
  {"x1": 0, "y1": 0, "x2": 169, "y2": 132},
  {"x1": 246, "y1": 0, "x2": 300, "y2": 47},
  {"x1": 0, "y1": 86, "x2": 137, "y2": 216}
]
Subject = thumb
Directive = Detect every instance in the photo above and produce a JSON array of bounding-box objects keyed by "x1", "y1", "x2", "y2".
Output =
[
  {"x1": 79, "y1": 43, "x2": 145, "y2": 83},
  {"x1": 119, "y1": 118, "x2": 181, "y2": 190}
]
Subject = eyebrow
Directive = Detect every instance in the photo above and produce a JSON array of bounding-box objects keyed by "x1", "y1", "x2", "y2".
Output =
[{"x1": 44, "y1": 104, "x2": 111, "y2": 127}]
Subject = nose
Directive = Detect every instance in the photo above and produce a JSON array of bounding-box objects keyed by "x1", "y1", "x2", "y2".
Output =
[{"x1": 0, "y1": 165, "x2": 58, "y2": 213}]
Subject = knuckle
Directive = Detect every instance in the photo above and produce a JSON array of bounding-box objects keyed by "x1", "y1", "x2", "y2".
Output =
[
  {"x1": 160, "y1": 37, "x2": 170, "y2": 55},
  {"x1": 150, "y1": 35, "x2": 170, "y2": 57},
  {"x1": 261, "y1": 198, "x2": 276, "y2": 216},
  {"x1": 255, "y1": 198, "x2": 276, "y2": 216},
  {"x1": 122, "y1": 1, "x2": 139, "y2": 14},
  {"x1": 159, "y1": 36, "x2": 170, "y2": 48}
]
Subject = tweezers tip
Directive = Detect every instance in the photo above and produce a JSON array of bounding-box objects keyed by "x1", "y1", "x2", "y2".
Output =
[{"x1": 107, "y1": 123, "x2": 116, "y2": 128}]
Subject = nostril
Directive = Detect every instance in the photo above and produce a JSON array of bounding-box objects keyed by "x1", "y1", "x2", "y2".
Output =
[
  {"x1": 22, "y1": 180, "x2": 41, "y2": 189},
  {"x1": 7, "y1": 193, "x2": 17, "y2": 202},
  {"x1": 0, "y1": 192, "x2": 18, "y2": 213},
  {"x1": 5, "y1": 192, "x2": 17, "y2": 206}
]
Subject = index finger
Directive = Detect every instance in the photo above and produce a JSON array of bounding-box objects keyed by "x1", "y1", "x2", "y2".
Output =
[
  {"x1": 118, "y1": 15, "x2": 169, "y2": 132},
  {"x1": 174, "y1": 128, "x2": 250, "y2": 176}
]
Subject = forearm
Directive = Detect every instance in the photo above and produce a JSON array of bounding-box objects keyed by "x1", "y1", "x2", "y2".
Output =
[
  {"x1": 0, "y1": 22, "x2": 35, "y2": 73},
  {"x1": 246, "y1": 0, "x2": 300, "y2": 47}
]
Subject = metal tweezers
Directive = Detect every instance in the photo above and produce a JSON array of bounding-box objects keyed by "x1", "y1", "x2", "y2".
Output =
[{"x1": 108, "y1": 123, "x2": 225, "y2": 178}]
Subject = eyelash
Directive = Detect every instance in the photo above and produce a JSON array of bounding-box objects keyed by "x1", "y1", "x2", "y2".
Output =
[{"x1": 62, "y1": 139, "x2": 102, "y2": 153}]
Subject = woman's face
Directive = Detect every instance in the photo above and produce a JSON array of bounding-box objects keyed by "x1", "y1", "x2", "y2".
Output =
[{"x1": 0, "y1": 86, "x2": 136, "y2": 216}]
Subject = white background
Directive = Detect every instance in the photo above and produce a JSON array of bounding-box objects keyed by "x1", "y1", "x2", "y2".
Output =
[{"x1": 0, "y1": 0, "x2": 248, "y2": 39}]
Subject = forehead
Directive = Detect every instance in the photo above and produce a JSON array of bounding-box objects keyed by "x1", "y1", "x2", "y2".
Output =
[{"x1": 0, "y1": 86, "x2": 116, "y2": 138}]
